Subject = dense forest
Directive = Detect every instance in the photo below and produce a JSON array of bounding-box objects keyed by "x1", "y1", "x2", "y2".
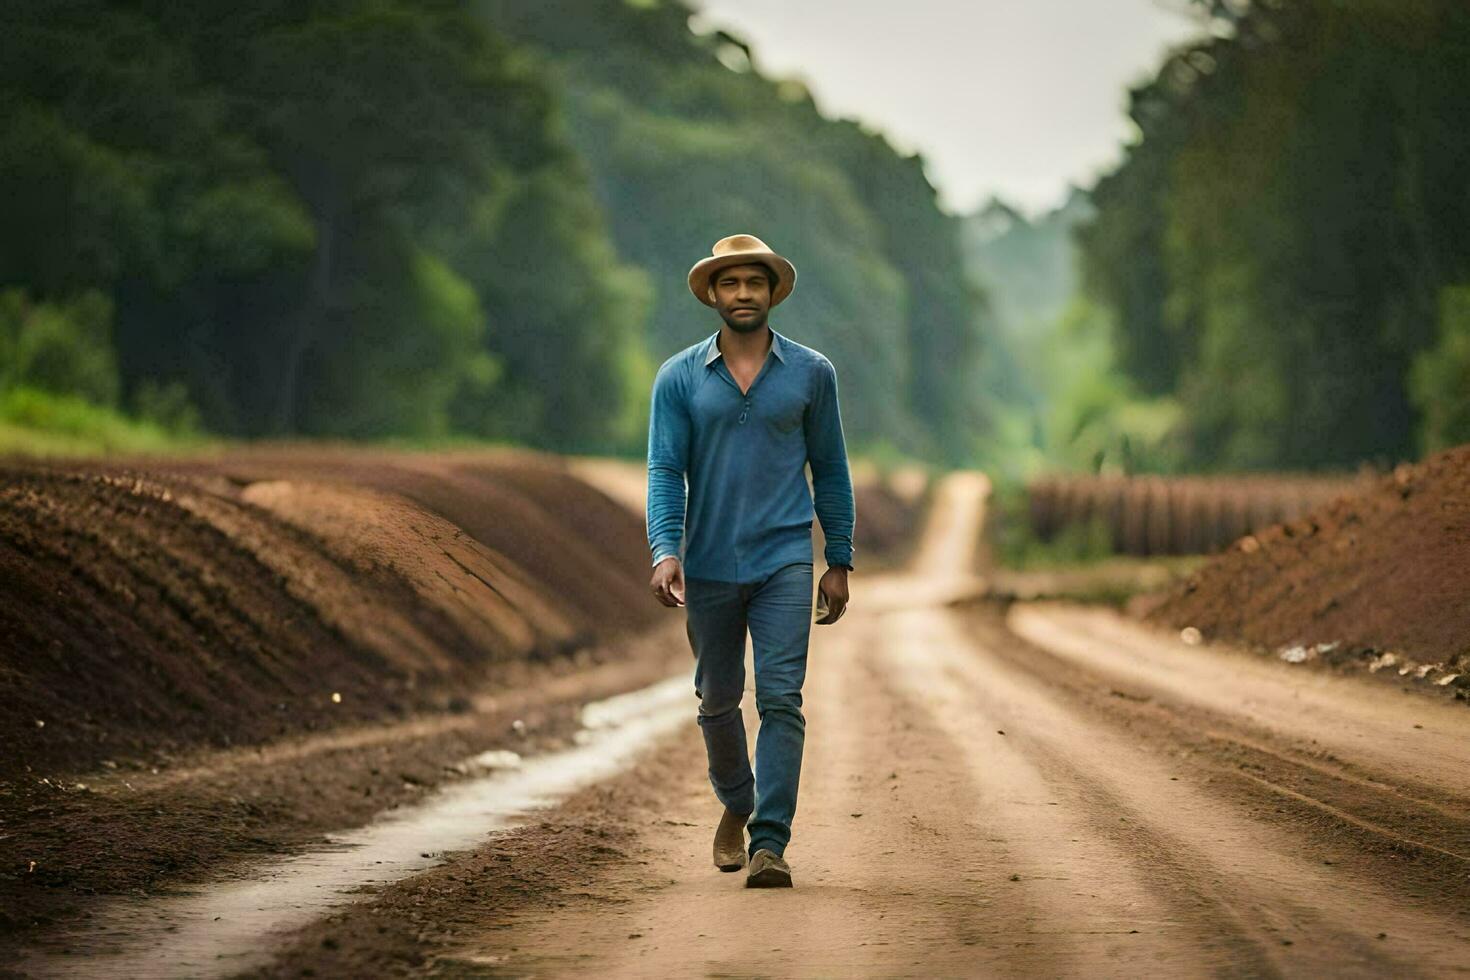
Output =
[
  {"x1": 480, "y1": 0, "x2": 989, "y2": 464},
  {"x1": 4, "y1": 0, "x2": 1468, "y2": 473},
  {"x1": 1, "y1": 0, "x2": 651, "y2": 450},
  {"x1": 1080, "y1": 0, "x2": 1470, "y2": 471},
  {"x1": 0, "y1": 0, "x2": 988, "y2": 463}
]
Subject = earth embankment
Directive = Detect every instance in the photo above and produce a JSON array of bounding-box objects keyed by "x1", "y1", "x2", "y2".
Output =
[
  {"x1": 1144, "y1": 443, "x2": 1470, "y2": 691},
  {"x1": 1, "y1": 446, "x2": 926, "y2": 945},
  {"x1": 1, "y1": 447, "x2": 658, "y2": 781},
  {"x1": 3, "y1": 447, "x2": 924, "y2": 779}
]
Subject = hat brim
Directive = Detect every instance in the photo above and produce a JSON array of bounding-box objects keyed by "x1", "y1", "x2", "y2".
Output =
[{"x1": 688, "y1": 251, "x2": 797, "y2": 308}]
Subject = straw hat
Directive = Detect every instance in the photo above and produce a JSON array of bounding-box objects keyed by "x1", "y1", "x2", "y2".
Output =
[{"x1": 687, "y1": 234, "x2": 797, "y2": 308}]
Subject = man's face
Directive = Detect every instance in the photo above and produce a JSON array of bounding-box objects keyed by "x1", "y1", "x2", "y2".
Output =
[{"x1": 710, "y1": 263, "x2": 774, "y2": 333}]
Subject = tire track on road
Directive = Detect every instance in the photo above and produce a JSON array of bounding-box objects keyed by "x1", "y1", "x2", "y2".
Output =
[
  {"x1": 894, "y1": 604, "x2": 1470, "y2": 977},
  {"x1": 877, "y1": 606, "x2": 1279, "y2": 978},
  {"x1": 1004, "y1": 604, "x2": 1470, "y2": 879},
  {"x1": 1010, "y1": 603, "x2": 1470, "y2": 799}
]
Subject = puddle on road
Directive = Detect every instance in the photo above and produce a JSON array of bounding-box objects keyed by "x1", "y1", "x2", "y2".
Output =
[{"x1": 21, "y1": 674, "x2": 692, "y2": 979}]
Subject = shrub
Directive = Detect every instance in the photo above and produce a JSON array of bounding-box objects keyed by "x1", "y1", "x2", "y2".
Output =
[{"x1": 0, "y1": 288, "x2": 120, "y2": 405}]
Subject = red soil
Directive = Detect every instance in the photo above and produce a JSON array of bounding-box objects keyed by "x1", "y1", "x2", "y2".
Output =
[
  {"x1": 0, "y1": 447, "x2": 659, "y2": 781},
  {"x1": 1, "y1": 446, "x2": 923, "y2": 781},
  {"x1": 1146, "y1": 444, "x2": 1470, "y2": 680}
]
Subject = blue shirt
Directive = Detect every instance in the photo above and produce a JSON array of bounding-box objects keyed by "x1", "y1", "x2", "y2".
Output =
[{"x1": 646, "y1": 327, "x2": 856, "y2": 583}]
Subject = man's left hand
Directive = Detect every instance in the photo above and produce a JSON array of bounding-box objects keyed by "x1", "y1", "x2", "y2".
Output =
[{"x1": 816, "y1": 566, "x2": 849, "y2": 625}]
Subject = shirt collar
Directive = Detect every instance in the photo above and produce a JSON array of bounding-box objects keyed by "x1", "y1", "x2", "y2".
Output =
[{"x1": 704, "y1": 328, "x2": 786, "y2": 366}]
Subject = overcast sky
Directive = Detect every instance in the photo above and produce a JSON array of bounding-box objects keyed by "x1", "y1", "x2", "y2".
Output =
[{"x1": 690, "y1": 0, "x2": 1208, "y2": 217}]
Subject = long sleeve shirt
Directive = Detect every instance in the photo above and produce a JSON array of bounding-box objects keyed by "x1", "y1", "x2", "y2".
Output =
[{"x1": 646, "y1": 326, "x2": 855, "y2": 583}]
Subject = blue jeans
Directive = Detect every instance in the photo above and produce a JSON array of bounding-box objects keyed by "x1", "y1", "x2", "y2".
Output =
[{"x1": 685, "y1": 560, "x2": 814, "y2": 859}]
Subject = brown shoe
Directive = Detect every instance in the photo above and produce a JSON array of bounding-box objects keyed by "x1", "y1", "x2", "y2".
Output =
[
  {"x1": 745, "y1": 848, "x2": 793, "y2": 888},
  {"x1": 713, "y1": 807, "x2": 749, "y2": 872}
]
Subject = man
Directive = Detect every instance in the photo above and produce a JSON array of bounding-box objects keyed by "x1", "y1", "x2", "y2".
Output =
[{"x1": 646, "y1": 233, "x2": 856, "y2": 889}]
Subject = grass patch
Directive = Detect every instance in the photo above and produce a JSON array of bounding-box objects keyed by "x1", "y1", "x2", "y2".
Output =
[{"x1": 0, "y1": 388, "x2": 214, "y2": 458}]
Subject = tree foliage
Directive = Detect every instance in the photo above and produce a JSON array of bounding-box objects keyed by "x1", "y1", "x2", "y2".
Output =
[
  {"x1": 2, "y1": 0, "x2": 991, "y2": 460},
  {"x1": 1411, "y1": 285, "x2": 1470, "y2": 453},
  {"x1": 0, "y1": 0, "x2": 650, "y2": 450},
  {"x1": 482, "y1": 0, "x2": 992, "y2": 464},
  {"x1": 1080, "y1": 0, "x2": 1470, "y2": 470}
]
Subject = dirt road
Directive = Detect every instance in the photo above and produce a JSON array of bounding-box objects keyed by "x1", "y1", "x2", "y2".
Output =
[
  {"x1": 13, "y1": 468, "x2": 1470, "y2": 977},
  {"x1": 435, "y1": 471, "x2": 1470, "y2": 978}
]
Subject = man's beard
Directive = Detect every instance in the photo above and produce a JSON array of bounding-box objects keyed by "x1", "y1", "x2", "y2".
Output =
[{"x1": 719, "y1": 308, "x2": 768, "y2": 333}]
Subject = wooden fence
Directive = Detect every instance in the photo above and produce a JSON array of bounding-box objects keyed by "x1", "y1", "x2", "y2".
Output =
[{"x1": 1024, "y1": 473, "x2": 1371, "y2": 556}]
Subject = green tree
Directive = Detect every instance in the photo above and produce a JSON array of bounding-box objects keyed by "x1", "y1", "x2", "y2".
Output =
[
  {"x1": 0, "y1": 0, "x2": 649, "y2": 448},
  {"x1": 0, "y1": 289, "x2": 120, "y2": 405},
  {"x1": 1411, "y1": 285, "x2": 1470, "y2": 452},
  {"x1": 1080, "y1": 0, "x2": 1470, "y2": 469},
  {"x1": 482, "y1": 0, "x2": 993, "y2": 463}
]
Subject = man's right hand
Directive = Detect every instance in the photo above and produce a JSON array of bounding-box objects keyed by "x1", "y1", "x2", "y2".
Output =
[{"x1": 650, "y1": 556, "x2": 686, "y2": 607}]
